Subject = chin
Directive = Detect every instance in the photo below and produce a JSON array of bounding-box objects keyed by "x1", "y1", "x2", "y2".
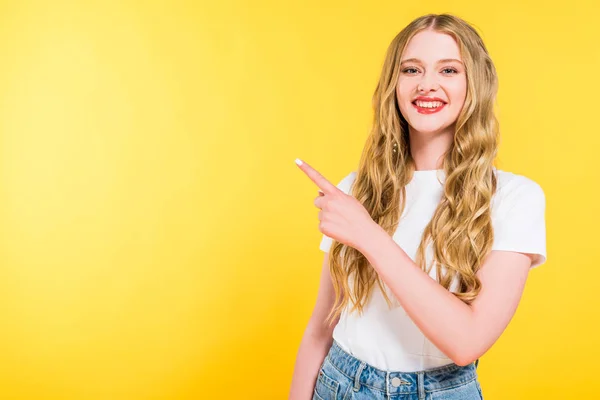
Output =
[{"x1": 409, "y1": 121, "x2": 451, "y2": 134}]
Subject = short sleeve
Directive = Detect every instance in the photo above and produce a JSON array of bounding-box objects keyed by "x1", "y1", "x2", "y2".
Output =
[
  {"x1": 491, "y1": 179, "x2": 547, "y2": 268},
  {"x1": 319, "y1": 172, "x2": 357, "y2": 253}
]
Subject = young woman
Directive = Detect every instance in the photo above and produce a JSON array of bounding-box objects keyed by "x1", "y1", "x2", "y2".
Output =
[{"x1": 289, "y1": 13, "x2": 547, "y2": 400}]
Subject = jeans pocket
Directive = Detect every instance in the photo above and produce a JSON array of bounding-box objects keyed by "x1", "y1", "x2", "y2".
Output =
[
  {"x1": 312, "y1": 367, "x2": 340, "y2": 400},
  {"x1": 430, "y1": 379, "x2": 481, "y2": 399}
]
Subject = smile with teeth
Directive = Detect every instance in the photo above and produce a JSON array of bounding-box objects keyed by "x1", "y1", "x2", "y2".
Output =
[
  {"x1": 414, "y1": 101, "x2": 444, "y2": 108},
  {"x1": 412, "y1": 100, "x2": 447, "y2": 114}
]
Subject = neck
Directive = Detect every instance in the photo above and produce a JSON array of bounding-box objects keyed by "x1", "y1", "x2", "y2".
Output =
[{"x1": 408, "y1": 126, "x2": 454, "y2": 171}]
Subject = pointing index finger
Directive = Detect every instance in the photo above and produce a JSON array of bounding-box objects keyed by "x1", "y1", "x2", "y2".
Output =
[{"x1": 295, "y1": 158, "x2": 339, "y2": 195}]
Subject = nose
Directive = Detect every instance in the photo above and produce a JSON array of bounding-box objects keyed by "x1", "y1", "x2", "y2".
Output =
[{"x1": 418, "y1": 70, "x2": 440, "y2": 92}]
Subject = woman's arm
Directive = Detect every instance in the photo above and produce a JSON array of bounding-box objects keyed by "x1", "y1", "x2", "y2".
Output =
[
  {"x1": 288, "y1": 253, "x2": 340, "y2": 400},
  {"x1": 360, "y1": 226, "x2": 532, "y2": 366},
  {"x1": 294, "y1": 159, "x2": 536, "y2": 367}
]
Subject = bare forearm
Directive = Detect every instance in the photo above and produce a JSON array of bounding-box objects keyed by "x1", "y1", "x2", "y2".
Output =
[
  {"x1": 288, "y1": 331, "x2": 333, "y2": 400},
  {"x1": 360, "y1": 226, "x2": 477, "y2": 365}
]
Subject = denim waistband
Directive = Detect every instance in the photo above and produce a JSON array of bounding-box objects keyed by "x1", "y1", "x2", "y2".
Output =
[{"x1": 326, "y1": 339, "x2": 479, "y2": 395}]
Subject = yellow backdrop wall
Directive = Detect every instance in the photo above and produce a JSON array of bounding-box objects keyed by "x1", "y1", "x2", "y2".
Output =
[{"x1": 0, "y1": 0, "x2": 597, "y2": 399}]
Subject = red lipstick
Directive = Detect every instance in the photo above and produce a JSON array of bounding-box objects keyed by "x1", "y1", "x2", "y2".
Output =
[{"x1": 412, "y1": 97, "x2": 447, "y2": 114}]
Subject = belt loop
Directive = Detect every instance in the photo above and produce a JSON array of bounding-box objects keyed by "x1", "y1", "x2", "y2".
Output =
[
  {"x1": 386, "y1": 371, "x2": 390, "y2": 397},
  {"x1": 417, "y1": 371, "x2": 425, "y2": 400},
  {"x1": 353, "y1": 361, "x2": 366, "y2": 392}
]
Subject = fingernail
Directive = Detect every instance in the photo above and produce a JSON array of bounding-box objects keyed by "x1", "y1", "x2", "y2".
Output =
[{"x1": 295, "y1": 158, "x2": 303, "y2": 166}]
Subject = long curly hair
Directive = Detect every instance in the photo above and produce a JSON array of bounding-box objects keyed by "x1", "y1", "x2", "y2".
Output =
[{"x1": 326, "y1": 13, "x2": 500, "y2": 325}]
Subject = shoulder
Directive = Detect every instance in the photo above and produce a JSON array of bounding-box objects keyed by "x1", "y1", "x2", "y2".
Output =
[
  {"x1": 335, "y1": 171, "x2": 358, "y2": 195},
  {"x1": 489, "y1": 169, "x2": 548, "y2": 267},
  {"x1": 492, "y1": 168, "x2": 546, "y2": 213},
  {"x1": 335, "y1": 169, "x2": 545, "y2": 207}
]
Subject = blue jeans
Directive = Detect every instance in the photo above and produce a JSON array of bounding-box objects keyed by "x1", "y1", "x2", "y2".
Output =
[{"x1": 313, "y1": 340, "x2": 483, "y2": 400}]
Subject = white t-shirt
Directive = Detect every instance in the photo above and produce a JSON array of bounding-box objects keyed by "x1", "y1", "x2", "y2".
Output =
[{"x1": 319, "y1": 168, "x2": 547, "y2": 372}]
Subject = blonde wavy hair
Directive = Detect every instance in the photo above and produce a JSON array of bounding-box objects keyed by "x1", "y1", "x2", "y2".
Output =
[{"x1": 326, "y1": 13, "x2": 500, "y2": 325}]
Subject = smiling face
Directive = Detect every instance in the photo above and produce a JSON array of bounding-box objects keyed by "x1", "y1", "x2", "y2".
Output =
[{"x1": 396, "y1": 29, "x2": 467, "y2": 137}]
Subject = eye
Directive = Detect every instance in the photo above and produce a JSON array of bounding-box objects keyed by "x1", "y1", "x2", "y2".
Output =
[
  {"x1": 442, "y1": 68, "x2": 458, "y2": 74},
  {"x1": 401, "y1": 67, "x2": 419, "y2": 74}
]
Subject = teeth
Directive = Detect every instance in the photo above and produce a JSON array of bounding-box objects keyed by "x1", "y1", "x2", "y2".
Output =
[{"x1": 415, "y1": 101, "x2": 443, "y2": 108}]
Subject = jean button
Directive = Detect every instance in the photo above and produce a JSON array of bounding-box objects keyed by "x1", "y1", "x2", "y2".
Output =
[{"x1": 391, "y1": 377, "x2": 402, "y2": 387}]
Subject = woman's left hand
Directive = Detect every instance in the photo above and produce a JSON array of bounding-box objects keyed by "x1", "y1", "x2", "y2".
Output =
[{"x1": 295, "y1": 158, "x2": 381, "y2": 253}]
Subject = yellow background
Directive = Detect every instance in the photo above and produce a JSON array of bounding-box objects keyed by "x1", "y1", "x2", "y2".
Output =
[{"x1": 0, "y1": 0, "x2": 597, "y2": 399}]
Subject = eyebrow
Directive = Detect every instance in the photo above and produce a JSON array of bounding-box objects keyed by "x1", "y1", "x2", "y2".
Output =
[{"x1": 400, "y1": 58, "x2": 463, "y2": 65}]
